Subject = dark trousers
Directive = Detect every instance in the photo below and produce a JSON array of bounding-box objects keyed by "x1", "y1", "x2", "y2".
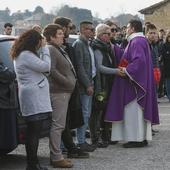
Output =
[
  {"x1": 62, "y1": 127, "x2": 75, "y2": 151},
  {"x1": 100, "y1": 112, "x2": 111, "y2": 142},
  {"x1": 158, "y1": 65, "x2": 165, "y2": 96},
  {"x1": 90, "y1": 100, "x2": 111, "y2": 144},
  {"x1": 62, "y1": 112, "x2": 76, "y2": 152},
  {"x1": 25, "y1": 120, "x2": 42, "y2": 165}
]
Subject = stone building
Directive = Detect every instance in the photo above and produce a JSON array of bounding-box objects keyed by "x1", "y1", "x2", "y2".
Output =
[{"x1": 139, "y1": 0, "x2": 170, "y2": 31}]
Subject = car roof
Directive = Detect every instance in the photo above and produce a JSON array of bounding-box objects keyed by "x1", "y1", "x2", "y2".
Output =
[
  {"x1": 0, "y1": 34, "x2": 16, "y2": 42},
  {"x1": 68, "y1": 34, "x2": 79, "y2": 44}
]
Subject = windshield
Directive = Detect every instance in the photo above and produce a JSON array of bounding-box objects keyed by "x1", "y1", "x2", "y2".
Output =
[{"x1": 0, "y1": 40, "x2": 14, "y2": 70}]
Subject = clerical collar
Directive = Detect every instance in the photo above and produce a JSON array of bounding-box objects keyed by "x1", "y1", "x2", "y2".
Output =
[{"x1": 127, "y1": 32, "x2": 145, "y2": 42}]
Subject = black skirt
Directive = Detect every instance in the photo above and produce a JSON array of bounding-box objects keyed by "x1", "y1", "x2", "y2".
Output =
[
  {"x1": 0, "y1": 109, "x2": 18, "y2": 152},
  {"x1": 23, "y1": 112, "x2": 50, "y2": 122}
]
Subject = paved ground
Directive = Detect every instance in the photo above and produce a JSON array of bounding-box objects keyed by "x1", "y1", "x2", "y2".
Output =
[{"x1": 0, "y1": 96, "x2": 170, "y2": 170}]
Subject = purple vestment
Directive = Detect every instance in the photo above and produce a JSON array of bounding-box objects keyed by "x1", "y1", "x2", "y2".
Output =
[{"x1": 105, "y1": 36, "x2": 159, "y2": 124}]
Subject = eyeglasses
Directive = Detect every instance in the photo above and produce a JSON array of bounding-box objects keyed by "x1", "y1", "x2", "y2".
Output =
[
  {"x1": 111, "y1": 28, "x2": 118, "y2": 32},
  {"x1": 103, "y1": 32, "x2": 111, "y2": 36}
]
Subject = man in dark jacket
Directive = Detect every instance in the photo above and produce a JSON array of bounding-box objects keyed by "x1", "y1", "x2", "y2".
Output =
[{"x1": 72, "y1": 21, "x2": 97, "y2": 152}]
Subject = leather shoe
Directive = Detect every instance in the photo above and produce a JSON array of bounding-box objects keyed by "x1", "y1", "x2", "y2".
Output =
[
  {"x1": 110, "y1": 141, "x2": 118, "y2": 145},
  {"x1": 67, "y1": 147, "x2": 89, "y2": 158},
  {"x1": 26, "y1": 163, "x2": 48, "y2": 170},
  {"x1": 97, "y1": 141, "x2": 109, "y2": 148},
  {"x1": 123, "y1": 140, "x2": 148, "y2": 148},
  {"x1": 50, "y1": 159, "x2": 73, "y2": 168},
  {"x1": 78, "y1": 142, "x2": 97, "y2": 152}
]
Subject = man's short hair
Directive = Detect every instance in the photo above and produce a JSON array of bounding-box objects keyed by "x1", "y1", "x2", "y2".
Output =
[
  {"x1": 128, "y1": 19, "x2": 143, "y2": 33},
  {"x1": 104, "y1": 20, "x2": 117, "y2": 27},
  {"x1": 79, "y1": 21, "x2": 93, "y2": 32},
  {"x1": 53, "y1": 17, "x2": 71, "y2": 28},
  {"x1": 80, "y1": 21, "x2": 93, "y2": 27},
  {"x1": 145, "y1": 23, "x2": 157, "y2": 33},
  {"x1": 145, "y1": 21, "x2": 151, "y2": 26},
  {"x1": 4, "y1": 23, "x2": 13, "y2": 28},
  {"x1": 159, "y1": 29, "x2": 165, "y2": 33}
]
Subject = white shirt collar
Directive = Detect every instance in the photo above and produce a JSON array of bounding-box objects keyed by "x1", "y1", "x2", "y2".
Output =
[{"x1": 127, "y1": 32, "x2": 145, "y2": 42}]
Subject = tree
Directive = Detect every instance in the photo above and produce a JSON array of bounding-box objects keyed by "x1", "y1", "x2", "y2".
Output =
[
  {"x1": 56, "y1": 5, "x2": 93, "y2": 29},
  {"x1": 116, "y1": 14, "x2": 142, "y2": 27},
  {"x1": 24, "y1": 9, "x2": 32, "y2": 17},
  {"x1": 11, "y1": 11, "x2": 24, "y2": 21},
  {"x1": 33, "y1": 6, "x2": 44, "y2": 14},
  {"x1": 0, "y1": 8, "x2": 12, "y2": 22},
  {"x1": 40, "y1": 14, "x2": 55, "y2": 27},
  {"x1": 5, "y1": 7, "x2": 11, "y2": 16}
]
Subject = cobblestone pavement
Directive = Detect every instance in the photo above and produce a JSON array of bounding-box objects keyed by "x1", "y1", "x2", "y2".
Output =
[{"x1": 0, "y1": 97, "x2": 170, "y2": 170}]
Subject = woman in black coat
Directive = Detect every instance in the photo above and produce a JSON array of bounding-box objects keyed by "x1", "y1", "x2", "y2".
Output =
[
  {"x1": 0, "y1": 60, "x2": 18, "y2": 155},
  {"x1": 162, "y1": 31, "x2": 170, "y2": 101}
]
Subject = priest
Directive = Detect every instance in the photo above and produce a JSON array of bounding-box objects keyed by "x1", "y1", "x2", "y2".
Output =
[{"x1": 105, "y1": 19, "x2": 159, "y2": 148}]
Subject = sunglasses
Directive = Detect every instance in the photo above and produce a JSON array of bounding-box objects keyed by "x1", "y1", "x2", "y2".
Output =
[
  {"x1": 111, "y1": 28, "x2": 118, "y2": 32},
  {"x1": 103, "y1": 32, "x2": 111, "y2": 36},
  {"x1": 86, "y1": 28, "x2": 95, "y2": 32}
]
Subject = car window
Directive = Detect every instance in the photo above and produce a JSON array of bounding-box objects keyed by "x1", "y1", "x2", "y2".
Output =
[{"x1": 0, "y1": 40, "x2": 14, "y2": 70}]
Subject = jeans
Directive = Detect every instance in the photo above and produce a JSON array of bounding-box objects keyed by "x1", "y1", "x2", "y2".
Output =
[
  {"x1": 165, "y1": 78, "x2": 170, "y2": 100},
  {"x1": 76, "y1": 94, "x2": 92, "y2": 144}
]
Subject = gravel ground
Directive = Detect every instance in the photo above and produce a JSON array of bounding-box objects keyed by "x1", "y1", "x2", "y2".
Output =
[{"x1": 0, "y1": 97, "x2": 170, "y2": 170}]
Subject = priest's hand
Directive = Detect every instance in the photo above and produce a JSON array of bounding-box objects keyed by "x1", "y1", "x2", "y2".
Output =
[{"x1": 117, "y1": 67, "x2": 126, "y2": 77}]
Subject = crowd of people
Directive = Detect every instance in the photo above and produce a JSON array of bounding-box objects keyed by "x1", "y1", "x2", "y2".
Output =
[{"x1": 1, "y1": 17, "x2": 170, "y2": 170}]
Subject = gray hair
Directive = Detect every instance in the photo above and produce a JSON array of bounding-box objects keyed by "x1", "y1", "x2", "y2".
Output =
[{"x1": 95, "y1": 23, "x2": 110, "y2": 37}]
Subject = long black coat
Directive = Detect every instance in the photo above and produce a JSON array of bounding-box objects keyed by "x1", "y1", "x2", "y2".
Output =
[
  {"x1": 0, "y1": 62, "x2": 18, "y2": 153},
  {"x1": 65, "y1": 42, "x2": 84, "y2": 129},
  {"x1": 162, "y1": 42, "x2": 170, "y2": 78},
  {"x1": 0, "y1": 62, "x2": 18, "y2": 109}
]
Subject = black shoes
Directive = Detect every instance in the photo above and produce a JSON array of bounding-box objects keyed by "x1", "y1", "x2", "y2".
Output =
[
  {"x1": 97, "y1": 141, "x2": 109, "y2": 148},
  {"x1": 67, "y1": 147, "x2": 89, "y2": 158},
  {"x1": 92, "y1": 140, "x2": 118, "y2": 148},
  {"x1": 123, "y1": 140, "x2": 148, "y2": 148},
  {"x1": 26, "y1": 163, "x2": 48, "y2": 170},
  {"x1": 110, "y1": 141, "x2": 119, "y2": 145},
  {"x1": 78, "y1": 142, "x2": 97, "y2": 152}
]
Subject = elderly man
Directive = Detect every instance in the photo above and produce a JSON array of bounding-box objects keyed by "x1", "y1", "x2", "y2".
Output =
[{"x1": 90, "y1": 23, "x2": 120, "y2": 148}]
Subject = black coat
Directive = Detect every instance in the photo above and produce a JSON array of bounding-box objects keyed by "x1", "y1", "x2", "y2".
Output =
[
  {"x1": 0, "y1": 62, "x2": 18, "y2": 153},
  {"x1": 0, "y1": 62, "x2": 18, "y2": 109},
  {"x1": 65, "y1": 42, "x2": 84, "y2": 129},
  {"x1": 162, "y1": 42, "x2": 170, "y2": 78}
]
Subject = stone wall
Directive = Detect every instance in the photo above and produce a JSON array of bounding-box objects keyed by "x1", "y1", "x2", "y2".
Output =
[{"x1": 144, "y1": 3, "x2": 170, "y2": 31}]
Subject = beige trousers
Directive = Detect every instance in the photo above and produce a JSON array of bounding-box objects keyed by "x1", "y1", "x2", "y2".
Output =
[{"x1": 49, "y1": 93, "x2": 71, "y2": 161}]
